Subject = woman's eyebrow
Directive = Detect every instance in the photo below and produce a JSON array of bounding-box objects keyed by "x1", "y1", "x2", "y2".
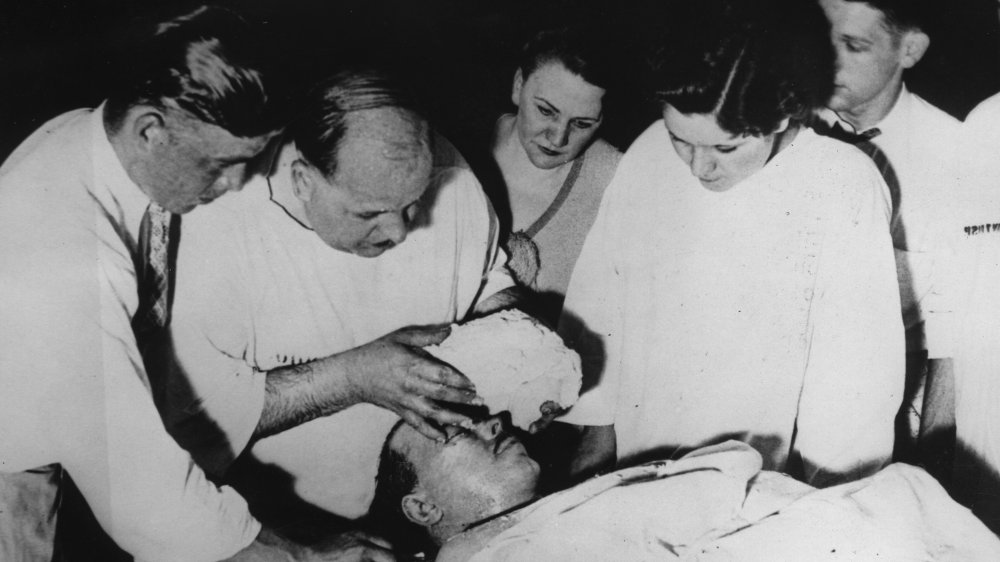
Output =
[{"x1": 533, "y1": 96, "x2": 560, "y2": 113}]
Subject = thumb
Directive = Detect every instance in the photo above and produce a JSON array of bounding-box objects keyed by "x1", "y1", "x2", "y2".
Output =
[{"x1": 392, "y1": 324, "x2": 452, "y2": 347}]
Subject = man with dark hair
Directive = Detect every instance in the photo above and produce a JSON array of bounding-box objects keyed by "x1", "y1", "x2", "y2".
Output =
[
  {"x1": 373, "y1": 415, "x2": 1000, "y2": 561},
  {"x1": 816, "y1": 0, "x2": 962, "y2": 463},
  {"x1": 158, "y1": 68, "x2": 519, "y2": 522},
  {"x1": 0, "y1": 6, "x2": 371, "y2": 561}
]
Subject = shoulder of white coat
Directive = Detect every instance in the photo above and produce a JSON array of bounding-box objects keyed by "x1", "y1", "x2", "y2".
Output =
[
  {"x1": 180, "y1": 175, "x2": 272, "y2": 263},
  {"x1": 966, "y1": 92, "x2": 1000, "y2": 126},
  {"x1": 798, "y1": 130, "x2": 891, "y2": 217},
  {"x1": 430, "y1": 132, "x2": 492, "y2": 214},
  {"x1": 601, "y1": 120, "x2": 670, "y2": 195},
  {"x1": 908, "y1": 92, "x2": 962, "y2": 145}
]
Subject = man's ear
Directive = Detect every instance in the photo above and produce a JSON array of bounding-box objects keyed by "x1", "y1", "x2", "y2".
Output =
[
  {"x1": 774, "y1": 116, "x2": 791, "y2": 134},
  {"x1": 511, "y1": 68, "x2": 524, "y2": 107},
  {"x1": 899, "y1": 29, "x2": 930, "y2": 69},
  {"x1": 290, "y1": 159, "x2": 316, "y2": 203},
  {"x1": 402, "y1": 491, "x2": 443, "y2": 528},
  {"x1": 131, "y1": 109, "x2": 168, "y2": 154}
]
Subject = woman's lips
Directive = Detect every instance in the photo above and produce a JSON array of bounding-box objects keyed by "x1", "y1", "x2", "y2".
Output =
[{"x1": 537, "y1": 145, "x2": 561, "y2": 157}]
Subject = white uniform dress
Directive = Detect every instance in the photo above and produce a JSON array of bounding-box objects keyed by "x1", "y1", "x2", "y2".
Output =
[
  {"x1": 559, "y1": 121, "x2": 904, "y2": 486},
  {"x1": 166, "y1": 138, "x2": 514, "y2": 518}
]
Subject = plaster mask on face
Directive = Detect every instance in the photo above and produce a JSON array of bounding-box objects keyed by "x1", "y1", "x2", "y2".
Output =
[
  {"x1": 663, "y1": 105, "x2": 783, "y2": 192},
  {"x1": 512, "y1": 61, "x2": 605, "y2": 170}
]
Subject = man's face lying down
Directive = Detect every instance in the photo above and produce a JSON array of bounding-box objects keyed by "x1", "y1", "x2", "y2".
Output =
[{"x1": 393, "y1": 414, "x2": 540, "y2": 519}]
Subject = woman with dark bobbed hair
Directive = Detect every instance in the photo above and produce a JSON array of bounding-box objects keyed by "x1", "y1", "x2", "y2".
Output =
[
  {"x1": 492, "y1": 27, "x2": 621, "y2": 324},
  {"x1": 558, "y1": 0, "x2": 904, "y2": 488}
]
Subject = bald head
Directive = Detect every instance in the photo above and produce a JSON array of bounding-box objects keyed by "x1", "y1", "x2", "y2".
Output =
[{"x1": 288, "y1": 71, "x2": 435, "y2": 257}]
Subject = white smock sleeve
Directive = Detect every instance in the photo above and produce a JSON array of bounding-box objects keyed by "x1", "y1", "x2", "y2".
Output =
[
  {"x1": 164, "y1": 208, "x2": 267, "y2": 475},
  {"x1": 794, "y1": 158, "x2": 905, "y2": 487},
  {"x1": 556, "y1": 146, "x2": 634, "y2": 427}
]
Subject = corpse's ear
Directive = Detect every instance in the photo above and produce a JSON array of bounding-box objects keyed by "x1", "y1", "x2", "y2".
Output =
[
  {"x1": 402, "y1": 491, "x2": 443, "y2": 528},
  {"x1": 290, "y1": 159, "x2": 318, "y2": 203},
  {"x1": 899, "y1": 29, "x2": 930, "y2": 69},
  {"x1": 511, "y1": 68, "x2": 525, "y2": 107},
  {"x1": 775, "y1": 117, "x2": 791, "y2": 134}
]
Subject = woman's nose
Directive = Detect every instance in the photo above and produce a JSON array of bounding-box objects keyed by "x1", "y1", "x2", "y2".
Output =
[
  {"x1": 690, "y1": 148, "x2": 715, "y2": 177},
  {"x1": 547, "y1": 123, "x2": 570, "y2": 147}
]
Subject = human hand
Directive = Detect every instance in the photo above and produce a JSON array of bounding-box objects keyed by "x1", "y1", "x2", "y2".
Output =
[
  {"x1": 528, "y1": 400, "x2": 565, "y2": 434},
  {"x1": 300, "y1": 530, "x2": 395, "y2": 562},
  {"x1": 343, "y1": 325, "x2": 484, "y2": 441}
]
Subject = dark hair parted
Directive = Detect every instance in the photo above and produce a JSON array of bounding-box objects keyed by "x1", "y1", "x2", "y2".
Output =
[
  {"x1": 649, "y1": 0, "x2": 835, "y2": 136},
  {"x1": 519, "y1": 26, "x2": 615, "y2": 91},
  {"x1": 105, "y1": 5, "x2": 276, "y2": 138},
  {"x1": 366, "y1": 420, "x2": 434, "y2": 557},
  {"x1": 843, "y1": 0, "x2": 926, "y2": 33},
  {"x1": 287, "y1": 69, "x2": 427, "y2": 179}
]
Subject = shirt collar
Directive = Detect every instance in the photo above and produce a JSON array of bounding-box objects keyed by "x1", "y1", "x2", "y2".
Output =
[
  {"x1": 91, "y1": 102, "x2": 151, "y2": 241},
  {"x1": 816, "y1": 84, "x2": 911, "y2": 137}
]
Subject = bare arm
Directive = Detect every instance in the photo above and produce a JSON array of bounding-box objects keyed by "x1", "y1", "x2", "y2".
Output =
[{"x1": 255, "y1": 325, "x2": 483, "y2": 442}]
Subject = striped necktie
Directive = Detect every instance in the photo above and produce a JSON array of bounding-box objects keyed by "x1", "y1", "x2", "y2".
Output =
[{"x1": 133, "y1": 203, "x2": 180, "y2": 338}]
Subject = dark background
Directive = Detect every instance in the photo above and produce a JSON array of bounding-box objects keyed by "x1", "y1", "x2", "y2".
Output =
[{"x1": 2, "y1": 0, "x2": 999, "y2": 161}]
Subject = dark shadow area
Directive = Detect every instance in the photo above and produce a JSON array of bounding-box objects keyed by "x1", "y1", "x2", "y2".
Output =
[{"x1": 951, "y1": 441, "x2": 1000, "y2": 534}]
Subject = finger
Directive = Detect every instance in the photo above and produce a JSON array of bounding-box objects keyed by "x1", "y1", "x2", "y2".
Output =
[
  {"x1": 400, "y1": 410, "x2": 447, "y2": 442},
  {"x1": 411, "y1": 358, "x2": 478, "y2": 394},
  {"x1": 408, "y1": 376, "x2": 482, "y2": 405},
  {"x1": 410, "y1": 399, "x2": 476, "y2": 429},
  {"x1": 392, "y1": 324, "x2": 452, "y2": 347}
]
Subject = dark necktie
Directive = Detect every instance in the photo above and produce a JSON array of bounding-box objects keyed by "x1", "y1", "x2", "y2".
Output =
[{"x1": 132, "y1": 203, "x2": 180, "y2": 340}]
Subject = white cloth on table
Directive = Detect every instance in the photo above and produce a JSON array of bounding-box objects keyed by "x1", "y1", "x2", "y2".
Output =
[
  {"x1": 167, "y1": 136, "x2": 514, "y2": 518},
  {"x1": 0, "y1": 106, "x2": 259, "y2": 562},
  {"x1": 455, "y1": 441, "x2": 999, "y2": 562},
  {"x1": 558, "y1": 121, "x2": 903, "y2": 486}
]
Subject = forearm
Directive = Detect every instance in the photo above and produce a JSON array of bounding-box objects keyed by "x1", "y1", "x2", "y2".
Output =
[{"x1": 254, "y1": 355, "x2": 358, "y2": 440}]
